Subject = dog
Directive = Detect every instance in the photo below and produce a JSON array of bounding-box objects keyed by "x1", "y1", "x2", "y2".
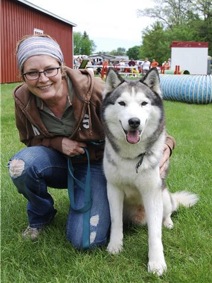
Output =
[{"x1": 101, "y1": 68, "x2": 199, "y2": 276}]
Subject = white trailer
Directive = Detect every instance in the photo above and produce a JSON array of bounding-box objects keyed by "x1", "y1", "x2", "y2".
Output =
[{"x1": 170, "y1": 41, "x2": 208, "y2": 75}]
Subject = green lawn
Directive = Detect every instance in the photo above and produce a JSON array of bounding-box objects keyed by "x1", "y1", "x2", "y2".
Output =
[{"x1": 1, "y1": 83, "x2": 212, "y2": 283}]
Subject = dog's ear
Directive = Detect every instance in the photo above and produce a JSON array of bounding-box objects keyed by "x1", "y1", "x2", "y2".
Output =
[
  {"x1": 103, "y1": 68, "x2": 124, "y2": 98},
  {"x1": 141, "y1": 68, "x2": 162, "y2": 97}
]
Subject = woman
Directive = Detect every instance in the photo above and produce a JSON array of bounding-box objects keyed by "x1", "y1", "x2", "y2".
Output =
[{"x1": 8, "y1": 34, "x2": 175, "y2": 249}]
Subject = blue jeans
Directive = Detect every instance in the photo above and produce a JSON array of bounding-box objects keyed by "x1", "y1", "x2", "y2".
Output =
[{"x1": 8, "y1": 146, "x2": 110, "y2": 249}]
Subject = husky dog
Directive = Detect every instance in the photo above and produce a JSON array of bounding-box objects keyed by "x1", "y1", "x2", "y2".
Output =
[{"x1": 101, "y1": 68, "x2": 198, "y2": 276}]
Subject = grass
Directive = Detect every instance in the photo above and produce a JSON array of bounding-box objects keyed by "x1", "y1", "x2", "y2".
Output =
[{"x1": 1, "y1": 83, "x2": 212, "y2": 283}]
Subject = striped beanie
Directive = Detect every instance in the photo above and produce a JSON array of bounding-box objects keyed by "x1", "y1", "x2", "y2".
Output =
[{"x1": 17, "y1": 35, "x2": 64, "y2": 70}]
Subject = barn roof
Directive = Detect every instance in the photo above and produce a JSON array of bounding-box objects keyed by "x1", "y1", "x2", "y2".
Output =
[{"x1": 17, "y1": 0, "x2": 77, "y2": 27}]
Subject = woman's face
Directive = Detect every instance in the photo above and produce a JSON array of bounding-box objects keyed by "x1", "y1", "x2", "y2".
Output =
[{"x1": 22, "y1": 55, "x2": 63, "y2": 101}]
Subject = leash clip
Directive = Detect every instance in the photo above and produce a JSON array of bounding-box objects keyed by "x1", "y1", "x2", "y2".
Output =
[{"x1": 135, "y1": 153, "x2": 145, "y2": 173}]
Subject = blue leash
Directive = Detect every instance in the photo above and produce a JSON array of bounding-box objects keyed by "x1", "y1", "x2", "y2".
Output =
[{"x1": 67, "y1": 148, "x2": 92, "y2": 249}]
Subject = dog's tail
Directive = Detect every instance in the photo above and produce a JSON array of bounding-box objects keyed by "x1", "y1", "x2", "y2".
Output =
[{"x1": 171, "y1": 191, "x2": 199, "y2": 211}]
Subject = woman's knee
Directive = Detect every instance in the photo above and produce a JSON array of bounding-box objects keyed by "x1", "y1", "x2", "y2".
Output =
[
  {"x1": 66, "y1": 213, "x2": 109, "y2": 250},
  {"x1": 8, "y1": 147, "x2": 39, "y2": 181},
  {"x1": 8, "y1": 156, "x2": 30, "y2": 195},
  {"x1": 8, "y1": 146, "x2": 64, "y2": 178},
  {"x1": 9, "y1": 147, "x2": 40, "y2": 175},
  {"x1": 8, "y1": 159, "x2": 25, "y2": 178}
]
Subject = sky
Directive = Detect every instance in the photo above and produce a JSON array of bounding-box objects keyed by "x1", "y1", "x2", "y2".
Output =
[{"x1": 28, "y1": 0, "x2": 155, "y2": 52}]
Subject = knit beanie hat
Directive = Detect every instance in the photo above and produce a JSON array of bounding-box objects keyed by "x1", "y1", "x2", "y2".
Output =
[{"x1": 17, "y1": 35, "x2": 64, "y2": 70}]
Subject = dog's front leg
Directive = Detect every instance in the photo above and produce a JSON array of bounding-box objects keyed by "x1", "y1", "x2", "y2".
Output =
[
  {"x1": 107, "y1": 183, "x2": 124, "y2": 254},
  {"x1": 142, "y1": 187, "x2": 167, "y2": 276}
]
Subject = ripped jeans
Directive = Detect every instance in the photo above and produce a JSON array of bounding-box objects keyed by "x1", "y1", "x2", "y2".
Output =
[{"x1": 8, "y1": 146, "x2": 110, "y2": 249}]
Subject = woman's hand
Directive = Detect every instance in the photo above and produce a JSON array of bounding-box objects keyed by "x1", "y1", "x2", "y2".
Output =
[
  {"x1": 61, "y1": 137, "x2": 87, "y2": 156},
  {"x1": 160, "y1": 144, "x2": 171, "y2": 177}
]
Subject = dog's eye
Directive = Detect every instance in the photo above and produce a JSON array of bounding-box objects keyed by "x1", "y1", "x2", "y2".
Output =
[
  {"x1": 118, "y1": 101, "x2": 126, "y2": 106},
  {"x1": 141, "y1": 101, "x2": 148, "y2": 106}
]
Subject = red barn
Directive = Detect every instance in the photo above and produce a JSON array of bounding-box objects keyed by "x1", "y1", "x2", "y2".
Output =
[{"x1": 1, "y1": 0, "x2": 76, "y2": 83}]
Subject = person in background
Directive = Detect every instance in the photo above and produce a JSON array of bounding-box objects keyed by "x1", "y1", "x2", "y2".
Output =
[
  {"x1": 128, "y1": 58, "x2": 136, "y2": 66},
  {"x1": 101, "y1": 59, "x2": 109, "y2": 79},
  {"x1": 74, "y1": 56, "x2": 81, "y2": 69},
  {"x1": 162, "y1": 60, "x2": 170, "y2": 70},
  {"x1": 86, "y1": 60, "x2": 94, "y2": 74},
  {"x1": 142, "y1": 58, "x2": 151, "y2": 75},
  {"x1": 151, "y1": 59, "x2": 159, "y2": 68},
  {"x1": 7, "y1": 34, "x2": 176, "y2": 250},
  {"x1": 119, "y1": 59, "x2": 126, "y2": 72}
]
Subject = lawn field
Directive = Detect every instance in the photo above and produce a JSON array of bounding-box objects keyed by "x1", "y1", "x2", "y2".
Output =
[{"x1": 1, "y1": 83, "x2": 212, "y2": 283}]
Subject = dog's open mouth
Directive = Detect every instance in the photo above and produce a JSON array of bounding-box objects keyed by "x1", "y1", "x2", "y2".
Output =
[
  {"x1": 126, "y1": 130, "x2": 141, "y2": 144},
  {"x1": 120, "y1": 121, "x2": 141, "y2": 144}
]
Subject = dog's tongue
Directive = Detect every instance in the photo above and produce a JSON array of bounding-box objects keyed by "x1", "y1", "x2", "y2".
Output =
[{"x1": 126, "y1": 130, "x2": 140, "y2": 144}]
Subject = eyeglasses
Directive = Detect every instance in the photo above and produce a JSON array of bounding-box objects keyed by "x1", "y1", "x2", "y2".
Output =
[{"x1": 23, "y1": 67, "x2": 61, "y2": 80}]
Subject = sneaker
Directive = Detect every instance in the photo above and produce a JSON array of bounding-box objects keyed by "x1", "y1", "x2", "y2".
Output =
[{"x1": 22, "y1": 226, "x2": 42, "y2": 240}]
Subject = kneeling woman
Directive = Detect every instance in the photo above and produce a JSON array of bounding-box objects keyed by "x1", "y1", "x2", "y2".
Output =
[
  {"x1": 8, "y1": 34, "x2": 175, "y2": 249},
  {"x1": 8, "y1": 34, "x2": 110, "y2": 249}
]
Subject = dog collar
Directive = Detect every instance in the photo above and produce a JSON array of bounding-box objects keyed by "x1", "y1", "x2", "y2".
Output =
[{"x1": 135, "y1": 153, "x2": 145, "y2": 173}]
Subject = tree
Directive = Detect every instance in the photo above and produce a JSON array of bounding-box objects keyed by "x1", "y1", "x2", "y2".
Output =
[
  {"x1": 73, "y1": 32, "x2": 82, "y2": 55},
  {"x1": 73, "y1": 31, "x2": 96, "y2": 55},
  {"x1": 137, "y1": 0, "x2": 194, "y2": 28},
  {"x1": 194, "y1": 0, "x2": 212, "y2": 20},
  {"x1": 137, "y1": 0, "x2": 212, "y2": 55},
  {"x1": 140, "y1": 20, "x2": 200, "y2": 64},
  {"x1": 194, "y1": 0, "x2": 212, "y2": 52},
  {"x1": 127, "y1": 46, "x2": 140, "y2": 60},
  {"x1": 140, "y1": 22, "x2": 170, "y2": 64},
  {"x1": 110, "y1": 47, "x2": 127, "y2": 56}
]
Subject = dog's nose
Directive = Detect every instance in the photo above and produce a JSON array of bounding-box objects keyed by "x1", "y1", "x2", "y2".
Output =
[{"x1": 128, "y1": 118, "x2": 140, "y2": 129}]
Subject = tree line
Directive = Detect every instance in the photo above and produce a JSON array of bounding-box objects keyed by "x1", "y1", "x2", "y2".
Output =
[{"x1": 74, "y1": 0, "x2": 211, "y2": 64}]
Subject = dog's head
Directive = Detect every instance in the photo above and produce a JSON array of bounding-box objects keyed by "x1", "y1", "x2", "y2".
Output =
[{"x1": 102, "y1": 68, "x2": 164, "y2": 145}]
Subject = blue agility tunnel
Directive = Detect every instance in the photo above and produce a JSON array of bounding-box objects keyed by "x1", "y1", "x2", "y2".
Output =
[{"x1": 159, "y1": 75, "x2": 212, "y2": 104}]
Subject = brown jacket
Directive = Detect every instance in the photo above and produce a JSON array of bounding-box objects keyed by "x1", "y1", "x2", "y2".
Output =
[{"x1": 13, "y1": 67, "x2": 105, "y2": 161}]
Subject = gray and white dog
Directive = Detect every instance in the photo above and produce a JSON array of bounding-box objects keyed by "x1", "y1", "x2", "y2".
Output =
[{"x1": 101, "y1": 68, "x2": 198, "y2": 276}]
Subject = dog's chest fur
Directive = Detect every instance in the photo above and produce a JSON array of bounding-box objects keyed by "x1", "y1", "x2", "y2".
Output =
[{"x1": 103, "y1": 134, "x2": 163, "y2": 197}]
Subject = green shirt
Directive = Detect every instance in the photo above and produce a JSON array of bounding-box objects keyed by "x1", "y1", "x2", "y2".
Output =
[{"x1": 36, "y1": 78, "x2": 76, "y2": 136}]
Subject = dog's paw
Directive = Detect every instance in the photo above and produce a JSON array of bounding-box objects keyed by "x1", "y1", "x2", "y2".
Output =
[
  {"x1": 163, "y1": 217, "x2": 174, "y2": 229},
  {"x1": 107, "y1": 241, "x2": 123, "y2": 254},
  {"x1": 148, "y1": 260, "x2": 167, "y2": 276}
]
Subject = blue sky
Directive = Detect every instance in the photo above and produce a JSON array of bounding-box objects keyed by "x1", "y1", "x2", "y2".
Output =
[{"x1": 28, "y1": 0, "x2": 155, "y2": 52}]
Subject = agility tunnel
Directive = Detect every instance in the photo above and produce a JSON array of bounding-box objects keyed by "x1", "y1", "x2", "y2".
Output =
[{"x1": 159, "y1": 74, "x2": 212, "y2": 104}]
